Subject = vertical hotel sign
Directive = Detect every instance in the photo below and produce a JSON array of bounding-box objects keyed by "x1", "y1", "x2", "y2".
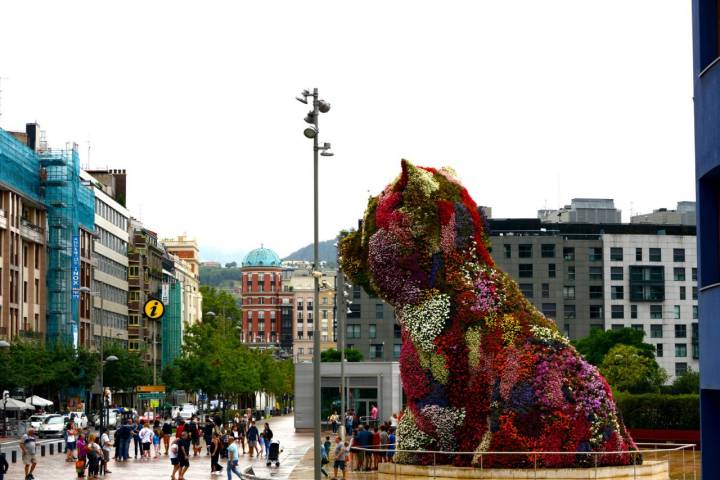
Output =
[{"x1": 72, "y1": 235, "x2": 80, "y2": 300}]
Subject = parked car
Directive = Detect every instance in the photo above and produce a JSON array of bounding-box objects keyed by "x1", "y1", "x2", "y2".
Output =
[
  {"x1": 68, "y1": 412, "x2": 88, "y2": 428},
  {"x1": 91, "y1": 409, "x2": 119, "y2": 428},
  {"x1": 179, "y1": 403, "x2": 197, "y2": 420},
  {"x1": 38, "y1": 415, "x2": 66, "y2": 438},
  {"x1": 28, "y1": 414, "x2": 52, "y2": 430}
]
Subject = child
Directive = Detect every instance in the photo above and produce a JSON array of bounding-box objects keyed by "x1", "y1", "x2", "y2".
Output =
[
  {"x1": 324, "y1": 436, "x2": 331, "y2": 459},
  {"x1": 153, "y1": 429, "x2": 161, "y2": 458}
]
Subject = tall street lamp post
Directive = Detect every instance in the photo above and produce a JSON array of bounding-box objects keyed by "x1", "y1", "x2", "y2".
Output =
[
  {"x1": 297, "y1": 87, "x2": 333, "y2": 480},
  {"x1": 0, "y1": 339, "x2": 9, "y2": 436}
]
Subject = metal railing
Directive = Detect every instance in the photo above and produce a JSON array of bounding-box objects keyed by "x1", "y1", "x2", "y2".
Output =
[{"x1": 344, "y1": 443, "x2": 697, "y2": 479}]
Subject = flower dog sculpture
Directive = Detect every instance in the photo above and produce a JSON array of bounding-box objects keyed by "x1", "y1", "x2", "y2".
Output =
[{"x1": 338, "y1": 160, "x2": 639, "y2": 468}]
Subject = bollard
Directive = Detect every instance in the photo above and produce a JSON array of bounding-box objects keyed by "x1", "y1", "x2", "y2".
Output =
[
  {"x1": 49, "y1": 443, "x2": 53, "y2": 455},
  {"x1": 11, "y1": 450, "x2": 17, "y2": 463},
  {"x1": 41, "y1": 445, "x2": 46, "y2": 457},
  {"x1": 58, "y1": 441, "x2": 63, "y2": 453}
]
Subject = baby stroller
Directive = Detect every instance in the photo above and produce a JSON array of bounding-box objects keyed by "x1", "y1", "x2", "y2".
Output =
[{"x1": 266, "y1": 439, "x2": 281, "y2": 467}]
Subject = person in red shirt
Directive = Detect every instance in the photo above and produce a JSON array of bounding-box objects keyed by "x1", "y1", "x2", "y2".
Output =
[
  {"x1": 175, "y1": 419, "x2": 185, "y2": 439},
  {"x1": 371, "y1": 426, "x2": 381, "y2": 470}
]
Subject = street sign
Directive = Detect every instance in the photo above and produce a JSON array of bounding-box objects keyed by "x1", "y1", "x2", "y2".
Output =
[
  {"x1": 136, "y1": 385, "x2": 166, "y2": 393},
  {"x1": 143, "y1": 298, "x2": 165, "y2": 319},
  {"x1": 137, "y1": 393, "x2": 166, "y2": 400}
]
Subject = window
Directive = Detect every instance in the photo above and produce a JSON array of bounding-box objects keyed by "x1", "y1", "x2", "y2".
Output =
[
  {"x1": 650, "y1": 305, "x2": 663, "y2": 319},
  {"x1": 674, "y1": 268, "x2": 686, "y2": 281},
  {"x1": 369, "y1": 324, "x2": 377, "y2": 339},
  {"x1": 504, "y1": 244, "x2": 511, "y2": 258},
  {"x1": 393, "y1": 344, "x2": 401, "y2": 358},
  {"x1": 636, "y1": 248, "x2": 642, "y2": 261},
  {"x1": 589, "y1": 266, "x2": 603, "y2": 281},
  {"x1": 519, "y1": 244, "x2": 533, "y2": 258},
  {"x1": 611, "y1": 267, "x2": 624, "y2": 281},
  {"x1": 692, "y1": 268, "x2": 697, "y2": 281},
  {"x1": 649, "y1": 248, "x2": 661, "y2": 262},
  {"x1": 541, "y1": 244, "x2": 555, "y2": 258},
  {"x1": 589, "y1": 305, "x2": 603, "y2": 319},
  {"x1": 651, "y1": 324, "x2": 663, "y2": 338},
  {"x1": 566, "y1": 266, "x2": 575, "y2": 281},
  {"x1": 680, "y1": 286, "x2": 687, "y2": 300},
  {"x1": 129, "y1": 314, "x2": 140, "y2": 326},
  {"x1": 346, "y1": 325, "x2": 361, "y2": 339},
  {"x1": 656, "y1": 344, "x2": 664, "y2": 357},
  {"x1": 631, "y1": 324, "x2": 644, "y2": 332},
  {"x1": 674, "y1": 305, "x2": 681, "y2": 319},
  {"x1": 611, "y1": 286, "x2": 624, "y2": 300},
  {"x1": 629, "y1": 266, "x2": 665, "y2": 301},
  {"x1": 394, "y1": 324, "x2": 401, "y2": 339},
  {"x1": 352, "y1": 285, "x2": 361, "y2": 299},
  {"x1": 563, "y1": 304, "x2": 576, "y2": 320},
  {"x1": 673, "y1": 248, "x2": 685, "y2": 262},
  {"x1": 370, "y1": 344, "x2": 384, "y2": 359},
  {"x1": 541, "y1": 283, "x2": 550, "y2": 298},
  {"x1": 347, "y1": 304, "x2": 361, "y2": 318},
  {"x1": 519, "y1": 283, "x2": 534, "y2": 298},
  {"x1": 631, "y1": 304, "x2": 638, "y2": 319},
  {"x1": 589, "y1": 247, "x2": 602, "y2": 261},
  {"x1": 611, "y1": 305, "x2": 624, "y2": 319},
  {"x1": 675, "y1": 362, "x2": 688, "y2": 377},
  {"x1": 611, "y1": 324, "x2": 625, "y2": 330},
  {"x1": 693, "y1": 287, "x2": 698, "y2": 300},
  {"x1": 548, "y1": 263, "x2": 556, "y2": 278},
  {"x1": 375, "y1": 304, "x2": 384, "y2": 319},
  {"x1": 589, "y1": 285, "x2": 603, "y2": 299},
  {"x1": 518, "y1": 264, "x2": 533, "y2": 278},
  {"x1": 563, "y1": 286, "x2": 575, "y2": 300},
  {"x1": 693, "y1": 305, "x2": 698, "y2": 319},
  {"x1": 675, "y1": 344, "x2": 688, "y2": 358},
  {"x1": 675, "y1": 324, "x2": 687, "y2": 338},
  {"x1": 563, "y1": 247, "x2": 575, "y2": 261},
  {"x1": 541, "y1": 303, "x2": 556, "y2": 318},
  {"x1": 610, "y1": 247, "x2": 623, "y2": 261}
]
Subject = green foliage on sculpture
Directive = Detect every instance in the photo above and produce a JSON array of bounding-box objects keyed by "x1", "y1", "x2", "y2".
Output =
[{"x1": 339, "y1": 160, "x2": 640, "y2": 467}]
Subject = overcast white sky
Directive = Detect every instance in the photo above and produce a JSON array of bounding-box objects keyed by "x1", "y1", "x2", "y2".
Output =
[{"x1": 0, "y1": 1, "x2": 695, "y2": 262}]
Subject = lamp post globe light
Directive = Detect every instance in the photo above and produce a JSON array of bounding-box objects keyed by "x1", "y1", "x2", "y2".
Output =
[{"x1": 297, "y1": 87, "x2": 333, "y2": 480}]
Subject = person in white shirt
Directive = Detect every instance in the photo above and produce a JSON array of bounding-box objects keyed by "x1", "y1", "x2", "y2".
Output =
[
  {"x1": 169, "y1": 439, "x2": 180, "y2": 480},
  {"x1": 99, "y1": 428, "x2": 113, "y2": 474},
  {"x1": 226, "y1": 437, "x2": 242, "y2": 479},
  {"x1": 139, "y1": 421, "x2": 154, "y2": 459}
]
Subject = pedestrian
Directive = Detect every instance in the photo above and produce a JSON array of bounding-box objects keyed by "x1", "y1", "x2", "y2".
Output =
[
  {"x1": 19, "y1": 427, "x2": 38, "y2": 480},
  {"x1": 258, "y1": 425, "x2": 265, "y2": 459},
  {"x1": 389, "y1": 413, "x2": 398, "y2": 429},
  {"x1": 66, "y1": 419, "x2": 79, "y2": 462},
  {"x1": 100, "y1": 427, "x2": 113, "y2": 474},
  {"x1": 387, "y1": 427, "x2": 396, "y2": 463},
  {"x1": 153, "y1": 427, "x2": 161, "y2": 458},
  {"x1": 328, "y1": 411, "x2": 338, "y2": 434},
  {"x1": 186, "y1": 416, "x2": 201, "y2": 456},
  {"x1": 209, "y1": 432, "x2": 223, "y2": 475},
  {"x1": 355, "y1": 425, "x2": 372, "y2": 471},
  {"x1": 203, "y1": 419, "x2": 214, "y2": 456},
  {"x1": 175, "y1": 419, "x2": 185, "y2": 439},
  {"x1": 226, "y1": 436, "x2": 242, "y2": 479},
  {"x1": 76, "y1": 432, "x2": 87, "y2": 464},
  {"x1": 169, "y1": 438, "x2": 180, "y2": 480},
  {"x1": 320, "y1": 442, "x2": 329, "y2": 477},
  {"x1": 323, "y1": 436, "x2": 331, "y2": 461},
  {"x1": 115, "y1": 419, "x2": 131, "y2": 461},
  {"x1": 162, "y1": 417, "x2": 173, "y2": 454},
  {"x1": 237, "y1": 415, "x2": 247, "y2": 454},
  {"x1": 333, "y1": 436, "x2": 348, "y2": 480},
  {"x1": 131, "y1": 418, "x2": 141, "y2": 459},
  {"x1": 379, "y1": 424, "x2": 389, "y2": 465},
  {"x1": 177, "y1": 431, "x2": 191, "y2": 480},
  {"x1": 139, "y1": 421, "x2": 154, "y2": 459},
  {"x1": 371, "y1": 425, "x2": 381, "y2": 469},
  {"x1": 86, "y1": 433, "x2": 102, "y2": 479},
  {"x1": 246, "y1": 421, "x2": 259, "y2": 458},
  {"x1": 0, "y1": 449, "x2": 8, "y2": 480},
  {"x1": 370, "y1": 404, "x2": 378, "y2": 425}
]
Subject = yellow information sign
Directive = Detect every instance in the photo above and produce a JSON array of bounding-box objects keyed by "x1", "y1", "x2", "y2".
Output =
[
  {"x1": 136, "y1": 385, "x2": 166, "y2": 393},
  {"x1": 143, "y1": 298, "x2": 165, "y2": 319}
]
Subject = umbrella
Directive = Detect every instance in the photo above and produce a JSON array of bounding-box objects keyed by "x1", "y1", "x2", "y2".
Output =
[
  {"x1": 26, "y1": 395, "x2": 53, "y2": 407},
  {"x1": 2, "y1": 398, "x2": 35, "y2": 411}
]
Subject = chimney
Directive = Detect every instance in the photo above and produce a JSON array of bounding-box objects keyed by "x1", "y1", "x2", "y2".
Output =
[{"x1": 25, "y1": 123, "x2": 39, "y2": 151}]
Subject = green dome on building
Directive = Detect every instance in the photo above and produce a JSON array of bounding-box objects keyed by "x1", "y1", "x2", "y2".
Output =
[{"x1": 242, "y1": 247, "x2": 282, "y2": 267}]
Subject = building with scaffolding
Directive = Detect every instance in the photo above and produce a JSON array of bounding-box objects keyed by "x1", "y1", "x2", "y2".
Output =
[{"x1": 0, "y1": 123, "x2": 94, "y2": 346}]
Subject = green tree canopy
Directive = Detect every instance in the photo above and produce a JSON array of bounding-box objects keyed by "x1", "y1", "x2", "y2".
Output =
[
  {"x1": 321, "y1": 348, "x2": 364, "y2": 362},
  {"x1": 200, "y1": 285, "x2": 241, "y2": 326},
  {"x1": 574, "y1": 327, "x2": 656, "y2": 366},
  {"x1": 599, "y1": 344, "x2": 668, "y2": 393},
  {"x1": 103, "y1": 343, "x2": 152, "y2": 391},
  {"x1": 671, "y1": 369, "x2": 699, "y2": 394}
]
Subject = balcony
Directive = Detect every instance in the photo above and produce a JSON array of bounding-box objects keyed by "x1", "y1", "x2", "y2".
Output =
[{"x1": 20, "y1": 218, "x2": 45, "y2": 244}]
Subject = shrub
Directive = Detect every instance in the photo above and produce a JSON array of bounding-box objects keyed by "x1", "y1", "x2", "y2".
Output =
[{"x1": 614, "y1": 393, "x2": 699, "y2": 430}]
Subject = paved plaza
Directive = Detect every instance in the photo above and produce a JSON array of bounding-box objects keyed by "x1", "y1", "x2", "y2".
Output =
[{"x1": 0, "y1": 414, "x2": 314, "y2": 480}]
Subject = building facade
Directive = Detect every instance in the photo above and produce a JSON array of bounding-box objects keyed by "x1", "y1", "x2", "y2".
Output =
[
  {"x1": 161, "y1": 251, "x2": 201, "y2": 368},
  {"x1": 83, "y1": 170, "x2": 130, "y2": 350},
  {"x1": 286, "y1": 267, "x2": 336, "y2": 361},
  {"x1": 691, "y1": 1, "x2": 720, "y2": 475},
  {"x1": 488, "y1": 217, "x2": 697, "y2": 380},
  {"x1": 162, "y1": 235, "x2": 202, "y2": 327}
]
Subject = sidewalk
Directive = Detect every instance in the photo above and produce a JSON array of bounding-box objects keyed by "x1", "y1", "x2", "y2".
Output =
[{"x1": 1, "y1": 414, "x2": 313, "y2": 480}]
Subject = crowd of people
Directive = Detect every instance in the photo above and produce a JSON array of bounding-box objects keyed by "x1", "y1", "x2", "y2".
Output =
[{"x1": 11, "y1": 411, "x2": 278, "y2": 480}]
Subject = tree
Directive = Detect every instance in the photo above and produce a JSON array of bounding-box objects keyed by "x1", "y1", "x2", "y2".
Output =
[
  {"x1": 599, "y1": 344, "x2": 668, "y2": 393},
  {"x1": 200, "y1": 285, "x2": 241, "y2": 326},
  {"x1": 103, "y1": 344, "x2": 152, "y2": 391},
  {"x1": 574, "y1": 327, "x2": 656, "y2": 366},
  {"x1": 671, "y1": 369, "x2": 700, "y2": 394},
  {"x1": 321, "y1": 348, "x2": 364, "y2": 362}
]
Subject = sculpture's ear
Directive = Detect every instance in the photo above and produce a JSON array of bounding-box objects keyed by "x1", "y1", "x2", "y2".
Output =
[{"x1": 401, "y1": 159, "x2": 416, "y2": 176}]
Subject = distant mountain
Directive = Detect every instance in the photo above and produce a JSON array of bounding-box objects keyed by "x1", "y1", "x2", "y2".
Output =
[{"x1": 283, "y1": 239, "x2": 337, "y2": 265}]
